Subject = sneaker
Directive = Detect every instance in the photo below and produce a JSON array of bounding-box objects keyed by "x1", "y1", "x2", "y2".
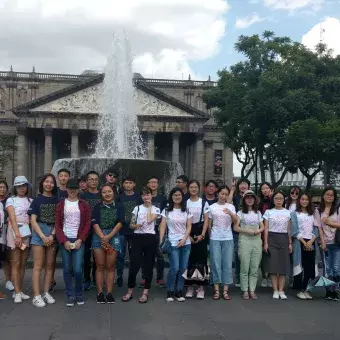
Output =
[
  {"x1": 272, "y1": 291, "x2": 280, "y2": 300},
  {"x1": 260, "y1": 279, "x2": 268, "y2": 288},
  {"x1": 185, "y1": 286, "x2": 194, "y2": 299},
  {"x1": 43, "y1": 292, "x2": 56, "y2": 304},
  {"x1": 196, "y1": 287, "x2": 205, "y2": 300},
  {"x1": 289, "y1": 278, "x2": 294, "y2": 289},
  {"x1": 304, "y1": 291, "x2": 313, "y2": 300},
  {"x1": 0, "y1": 291, "x2": 6, "y2": 299},
  {"x1": 14, "y1": 293, "x2": 22, "y2": 303},
  {"x1": 13, "y1": 292, "x2": 30, "y2": 300},
  {"x1": 297, "y1": 291, "x2": 307, "y2": 300},
  {"x1": 5, "y1": 281, "x2": 14, "y2": 291},
  {"x1": 66, "y1": 297, "x2": 75, "y2": 307},
  {"x1": 278, "y1": 291, "x2": 287, "y2": 300},
  {"x1": 96, "y1": 292, "x2": 106, "y2": 304},
  {"x1": 33, "y1": 295, "x2": 46, "y2": 307},
  {"x1": 267, "y1": 278, "x2": 273, "y2": 288},
  {"x1": 234, "y1": 281, "x2": 241, "y2": 288},
  {"x1": 76, "y1": 296, "x2": 85, "y2": 305},
  {"x1": 166, "y1": 291, "x2": 175, "y2": 302},
  {"x1": 83, "y1": 281, "x2": 92, "y2": 291},
  {"x1": 156, "y1": 279, "x2": 166, "y2": 288},
  {"x1": 331, "y1": 291, "x2": 339, "y2": 301},
  {"x1": 48, "y1": 281, "x2": 56, "y2": 293},
  {"x1": 325, "y1": 290, "x2": 333, "y2": 300},
  {"x1": 106, "y1": 293, "x2": 115, "y2": 304},
  {"x1": 116, "y1": 277, "x2": 123, "y2": 287},
  {"x1": 175, "y1": 291, "x2": 186, "y2": 302},
  {"x1": 139, "y1": 279, "x2": 146, "y2": 288}
]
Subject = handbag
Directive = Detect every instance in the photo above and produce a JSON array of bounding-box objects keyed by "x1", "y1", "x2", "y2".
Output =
[
  {"x1": 12, "y1": 223, "x2": 31, "y2": 238},
  {"x1": 160, "y1": 209, "x2": 172, "y2": 254}
]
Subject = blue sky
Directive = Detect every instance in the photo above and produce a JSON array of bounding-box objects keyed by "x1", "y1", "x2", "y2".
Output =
[{"x1": 191, "y1": 0, "x2": 340, "y2": 80}]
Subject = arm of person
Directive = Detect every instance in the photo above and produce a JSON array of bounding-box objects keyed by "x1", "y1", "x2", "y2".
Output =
[
  {"x1": 93, "y1": 223, "x2": 105, "y2": 239},
  {"x1": 263, "y1": 219, "x2": 269, "y2": 252},
  {"x1": 178, "y1": 216, "x2": 192, "y2": 247},
  {"x1": 257, "y1": 221, "x2": 265, "y2": 234},
  {"x1": 234, "y1": 214, "x2": 256, "y2": 235},
  {"x1": 227, "y1": 179, "x2": 236, "y2": 204},
  {"x1": 208, "y1": 218, "x2": 212, "y2": 237},
  {"x1": 196, "y1": 212, "x2": 209, "y2": 243},
  {"x1": 31, "y1": 214, "x2": 52, "y2": 246},
  {"x1": 107, "y1": 222, "x2": 123, "y2": 239},
  {"x1": 287, "y1": 220, "x2": 293, "y2": 253},
  {"x1": 6, "y1": 205, "x2": 21, "y2": 246},
  {"x1": 158, "y1": 216, "x2": 167, "y2": 245},
  {"x1": 130, "y1": 213, "x2": 142, "y2": 230},
  {"x1": 55, "y1": 201, "x2": 68, "y2": 245},
  {"x1": 146, "y1": 206, "x2": 158, "y2": 223},
  {"x1": 325, "y1": 219, "x2": 340, "y2": 229}
]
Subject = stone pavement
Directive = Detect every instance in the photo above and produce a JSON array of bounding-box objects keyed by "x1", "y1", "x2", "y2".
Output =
[{"x1": 0, "y1": 269, "x2": 339, "y2": 340}]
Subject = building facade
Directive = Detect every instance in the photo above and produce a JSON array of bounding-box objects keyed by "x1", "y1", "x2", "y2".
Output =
[{"x1": 0, "y1": 68, "x2": 233, "y2": 192}]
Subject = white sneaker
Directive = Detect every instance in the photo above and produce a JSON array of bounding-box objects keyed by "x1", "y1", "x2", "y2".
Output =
[
  {"x1": 196, "y1": 287, "x2": 205, "y2": 300},
  {"x1": 33, "y1": 295, "x2": 46, "y2": 308},
  {"x1": 272, "y1": 291, "x2": 279, "y2": 300},
  {"x1": 185, "y1": 286, "x2": 194, "y2": 299},
  {"x1": 304, "y1": 291, "x2": 313, "y2": 300},
  {"x1": 43, "y1": 292, "x2": 56, "y2": 304},
  {"x1": 260, "y1": 279, "x2": 268, "y2": 288},
  {"x1": 5, "y1": 281, "x2": 14, "y2": 291},
  {"x1": 13, "y1": 293, "x2": 22, "y2": 303},
  {"x1": 12, "y1": 292, "x2": 30, "y2": 300},
  {"x1": 278, "y1": 291, "x2": 287, "y2": 300},
  {"x1": 297, "y1": 291, "x2": 307, "y2": 300},
  {"x1": 267, "y1": 278, "x2": 273, "y2": 288}
]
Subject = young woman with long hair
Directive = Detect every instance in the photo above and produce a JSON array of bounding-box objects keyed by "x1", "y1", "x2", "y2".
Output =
[
  {"x1": 6, "y1": 176, "x2": 32, "y2": 304},
  {"x1": 286, "y1": 185, "x2": 301, "y2": 212},
  {"x1": 92, "y1": 184, "x2": 123, "y2": 304},
  {"x1": 29, "y1": 174, "x2": 58, "y2": 307},
  {"x1": 263, "y1": 191, "x2": 292, "y2": 300},
  {"x1": 185, "y1": 180, "x2": 210, "y2": 300},
  {"x1": 122, "y1": 187, "x2": 160, "y2": 304},
  {"x1": 291, "y1": 191, "x2": 318, "y2": 300},
  {"x1": 234, "y1": 190, "x2": 264, "y2": 300},
  {"x1": 55, "y1": 178, "x2": 91, "y2": 307},
  {"x1": 209, "y1": 185, "x2": 237, "y2": 301},
  {"x1": 315, "y1": 186, "x2": 340, "y2": 301},
  {"x1": 159, "y1": 187, "x2": 192, "y2": 302}
]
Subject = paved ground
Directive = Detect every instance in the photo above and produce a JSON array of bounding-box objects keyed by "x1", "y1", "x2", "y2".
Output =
[{"x1": 0, "y1": 269, "x2": 339, "y2": 340}]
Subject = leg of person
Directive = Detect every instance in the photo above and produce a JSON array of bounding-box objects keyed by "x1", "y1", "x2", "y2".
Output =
[
  {"x1": 249, "y1": 239, "x2": 262, "y2": 299},
  {"x1": 167, "y1": 247, "x2": 179, "y2": 295},
  {"x1": 301, "y1": 243, "x2": 315, "y2": 289},
  {"x1": 221, "y1": 240, "x2": 234, "y2": 300},
  {"x1": 19, "y1": 247, "x2": 30, "y2": 300},
  {"x1": 156, "y1": 232, "x2": 165, "y2": 286},
  {"x1": 278, "y1": 275, "x2": 287, "y2": 299},
  {"x1": 72, "y1": 244, "x2": 85, "y2": 305},
  {"x1": 238, "y1": 237, "x2": 251, "y2": 297},
  {"x1": 49, "y1": 245, "x2": 59, "y2": 293},
  {"x1": 196, "y1": 239, "x2": 208, "y2": 299},
  {"x1": 185, "y1": 240, "x2": 197, "y2": 296},
  {"x1": 271, "y1": 274, "x2": 279, "y2": 299},
  {"x1": 331, "y1": 244, "x2": 340, "y2": 300},
  {"x1": 3, "y1": 258, "x2": 13, "y2": 287},
  {"x1": 92, "y1": 252, "x2": 97, "y2": 285},
  {"x1": 234, "y1": 233, "x2": 240, "y2": 286},
  {"x1": 94, "y1": 248, "x2": 106, "y2": 303},
  {"x1": 210, "y1": 239, "x2": 222, "y2": 300},
  {"x1": 176, "y1": 244, "x2": 191, "y2": 301},
  {"x1": 60, "y1": 244, "x2": 75, "y2": 306},
  {"x1": 10, "y1": 248, "x2": 21, "y2": 295},
  {"x1": 43, "y1": 246, "x2": 57, "y2": 304},
  {"x1": 32, "y1": 245, "x2": 45, "y2": 298},
  {"x1": 116, "y1": 234, "x2": 126, "y2": 285},
  {"x1": 83, "y1": 235, "x2": 92, "y2": 289},
  {"x1": 105, "y1": 250, "x2": 118, "y2": 303}
]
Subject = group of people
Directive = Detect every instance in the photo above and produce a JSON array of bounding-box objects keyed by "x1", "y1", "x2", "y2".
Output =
[{"x1": 0, "y1": 170, "x2": 339, "y2": 307}]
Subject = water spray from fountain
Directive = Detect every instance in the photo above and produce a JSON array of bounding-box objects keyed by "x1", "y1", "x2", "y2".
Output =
[{"x1": 94, "y1": 30, "x2": 145, "y2": 159}]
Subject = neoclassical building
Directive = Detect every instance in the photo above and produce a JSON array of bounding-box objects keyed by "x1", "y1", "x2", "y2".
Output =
[{"x1": 0, "y1": 68, "x2": 233, "y2": 192}]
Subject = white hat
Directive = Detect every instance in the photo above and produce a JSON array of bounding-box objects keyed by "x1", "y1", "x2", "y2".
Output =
[{"x1": 13, "y1": 176, "x2": 32, "y2": 188}]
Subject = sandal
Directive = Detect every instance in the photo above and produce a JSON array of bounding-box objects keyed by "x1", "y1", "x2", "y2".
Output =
[
  {"x1": 212, "y1": 290, "x2": 220, "y2": 300},
  {"x1": 122, "y1": 293, "x2": 133, "y2": 302},
  {"x1": 139, "y1": 293, "x2": 148, "y2": 304},
  {"x1": 222, "y1": 290, "x2": 231, "y2": 300},
  {"x1": 242, "y1": 292, "x2": 250, "y2": 300},
  {"x1": 249, "y1": 292, "x2": 258, "y2": 300}
]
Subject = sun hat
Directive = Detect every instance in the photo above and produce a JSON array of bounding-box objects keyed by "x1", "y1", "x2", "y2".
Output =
[
  {"x1": 243, "y1": 190, "x2": 256, "y2": 198},
  {"x1": 13, "y1": 176, "x2": 32, "y2": 188},
  {"x1": 66, "y1": 178, "x2": 80, "y2": 189}
]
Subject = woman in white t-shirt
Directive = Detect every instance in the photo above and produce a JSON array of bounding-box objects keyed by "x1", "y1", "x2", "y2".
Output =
[
  {"x1": 286, "y1": 185, "x2": 301, "y2": 212},
  {"x1": 6, "y1": 176, "x2": 32, "y2": 304},
  {"x1": 209, "y1": 185, "x2": 237, "y2": 301},
  {"x1": 0, "y1": 200, "x2": 5, "y2": 299},
  {"x1": 185, "y1": 180, "x2": 210, "y2": 300},
  {"x1": 159, "y1": 187, "x2": 192, "y2": 302},
  {"x1": 122, "y1": 187, "x2": 160, "y2": 304},
  {"x1": 234, "y1": 190, "x2": 264, "y2": 300},
  {"x1": 263, "y1": 191, "x2": 292, "y2": 300}
]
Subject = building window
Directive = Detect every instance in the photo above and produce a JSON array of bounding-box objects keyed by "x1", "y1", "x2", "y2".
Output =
[
  {"x1": 17, "y1": 88, "x2": 28, "y2": 105},
  {"x1": 194, "y1": 96, "x2": 203, "y2": 110}
]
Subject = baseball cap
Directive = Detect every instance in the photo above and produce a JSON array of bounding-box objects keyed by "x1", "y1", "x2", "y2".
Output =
[
  {"x1": 66, "y1": 178, "x2": 80, "y2": 189},
  {"x1": 13, "y1": 176, "x2": 32, "y2": 188},
  {"x1": 243, "y1": 190, "x2": 256, "y2": 198}
]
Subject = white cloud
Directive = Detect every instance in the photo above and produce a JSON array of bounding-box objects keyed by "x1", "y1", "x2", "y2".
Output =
[
  {"x1": 264, "y1": 0, "x2": 324, "y2": 12},
  {"x1": 302, "y1": 17, "x2": 340, "y2": 55},
  {"x1": 0, "y1": 0, "x2": 229, "y2": 79},
  {"x1": 249, "y1": 0, "x2": 260, "y2": 3},
  {"x1": 235, "y1": 13, "x2": 267, "y2": 29}
]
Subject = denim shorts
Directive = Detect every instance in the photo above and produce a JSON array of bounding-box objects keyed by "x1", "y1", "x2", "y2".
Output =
[
  {"x1": 31, "y1": 222, "x2": 55, "y2": 246},
  {"x1": 92, "y1": 228, "x2": 121, "y2": 252}
]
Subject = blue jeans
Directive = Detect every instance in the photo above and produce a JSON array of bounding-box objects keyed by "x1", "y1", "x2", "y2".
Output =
[
  {"x1": 233, "y1": 232, "x2": 240, "y2": 282},
  {"x1": 117, "y1": 234, "x2": 133, "y2": 279},
  {"x1": 60, "y1": 239, "x2": 85, "y2": 298},
  {"x1": 325, "y1": 244, "x2": 340, "y2": 278},
  {"x1": 210, "y1": 239, "x2": 234, "y2": 285},
  {"x1": 167, "y1": 244, "x2": 191, "y2": 292}
]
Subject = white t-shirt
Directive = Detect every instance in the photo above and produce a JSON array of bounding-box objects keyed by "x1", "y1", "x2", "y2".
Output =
[
  {"x1": 263, "y1": 208, "x2": 291, "y2": 233},
  {"x1": 186, "y1": 198, "x2": 210, "y2": 224},
  {"x1": 161, "y1": 208, "x2": 192, "y2": 246},
  {"x1": 0, "y1": 202, "x2": 5, "y2": 245},
  {"x1": 237, "y1": 211, "x2": 263, "y2": 227},
  {"x1": 289, "y1": 203, "x2": 297, "y2": 212},
  {"x1": 209, "y1": 203, "x2": 235, "y2": 241},
  {"x1": 132, "y1": 205, "x2": 160, "y2": 235},
  {"x1": 6, "y1": 196, "x2": 32, "y2": 224},
  {"x1": 63, "y1": 199, "x2": 81, "y2": 238},
  {"x1": 296, "y1": 212, "x2": 314, "y2": 240}
]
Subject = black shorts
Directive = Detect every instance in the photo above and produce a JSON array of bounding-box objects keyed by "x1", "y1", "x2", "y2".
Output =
[{"x1": 0, "y1": 244, "x2": 9, "y2": 263}]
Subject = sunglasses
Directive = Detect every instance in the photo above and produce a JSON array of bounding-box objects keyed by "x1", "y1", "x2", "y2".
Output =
[
  {"x1": 290, "y1": 191, "x2": 299, "y2": 195},
  {"x1": 107, "y1": 174, "x2": 118, "y2": 178}
]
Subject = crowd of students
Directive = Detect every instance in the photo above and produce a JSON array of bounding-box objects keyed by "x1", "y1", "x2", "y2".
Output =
[{"x1": 0, "y1": 170, "x2": 339, "y2": 307}]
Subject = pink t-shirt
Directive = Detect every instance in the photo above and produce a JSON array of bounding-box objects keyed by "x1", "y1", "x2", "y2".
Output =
[
  {"x1": 209, "y1": 203, "x2": 236, "y2": 241},
  {"x1": 263, "y1": 208, "x2": 291, "y2": 233},
  {"x1": 296, "y1": 212, "x2": 315, "y2": 240},
  {"x1": 5, "y1": 196, "x2": 32, "y2": 224},
  {"x1": 63, "y1": 199, "x2": 81, "y2": 239},
  {"x1": 314, "y1": 209, "x2": 340, "y2": 244},
  {"x1": 132, "y1": 205, "x2": 160, "y2": 235}
]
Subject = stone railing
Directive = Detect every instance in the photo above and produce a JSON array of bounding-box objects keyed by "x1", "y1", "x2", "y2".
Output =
[{"x1": 136, "y1": 78, "x2": 217, "y2": 87}]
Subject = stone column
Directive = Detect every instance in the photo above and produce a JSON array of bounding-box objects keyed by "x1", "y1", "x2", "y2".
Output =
[
  {"x1": 195, "y1": 133, "x2": 205, "y2": 185},
  {"x1": 44, "y1": 127, "x2": 53, "y2": 173},
  {"x1": 224, "y1": 147, "x2": 233, "y2": 186},
  {"x1": 147, "y1": 132, "x2": 156, "y2": 160},
  {"x1": 71, "y1": 129, "x2": 80, "y2": 158},
  {"x1": 172, "y1": 132, "x2": 180, "y2": 163},
  {"x1": 16, "y1": 126, "x2": 27, "y2": 176},
  {"x1": 204, "y1": 140, "x2": 214, "y2": 181}
]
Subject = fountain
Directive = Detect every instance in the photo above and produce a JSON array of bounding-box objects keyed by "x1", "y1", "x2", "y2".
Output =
[{"x1": 51, "y1": 30, "x2": 183, "y2": 194}]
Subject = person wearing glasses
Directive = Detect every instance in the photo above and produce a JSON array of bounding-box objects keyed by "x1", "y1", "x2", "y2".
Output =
[
  {"x1": 105, "y1": 170, "x2": 120, "y2": 196},
  {"x1": 175, "y1": 175, "x2": 190, "y2": 201},
  {"x1": 286, "y1": 186, "x2": 301, "y2": 212},
  {"x1": 80, "y1": 171, "x2": 102, "y2": 291}
]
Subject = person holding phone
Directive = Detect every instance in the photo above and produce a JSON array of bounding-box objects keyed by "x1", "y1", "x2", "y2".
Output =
[
  {"x1": 55, "y1": 178, "x2": 91, "y2": 307},
  {"x1": 6, "y1": 176, "x2": 32, "y2": 304},
  {"x1": 159, "y1": 187, "x2": 192, "y2": 302},
  {"x1": 122, "y1": 187, "x2": 160, "y2": 304}
]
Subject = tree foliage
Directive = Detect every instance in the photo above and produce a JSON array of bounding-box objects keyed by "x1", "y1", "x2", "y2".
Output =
[{"x1": 0, "y1": 134, "x2": 16, "y2": 175}]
